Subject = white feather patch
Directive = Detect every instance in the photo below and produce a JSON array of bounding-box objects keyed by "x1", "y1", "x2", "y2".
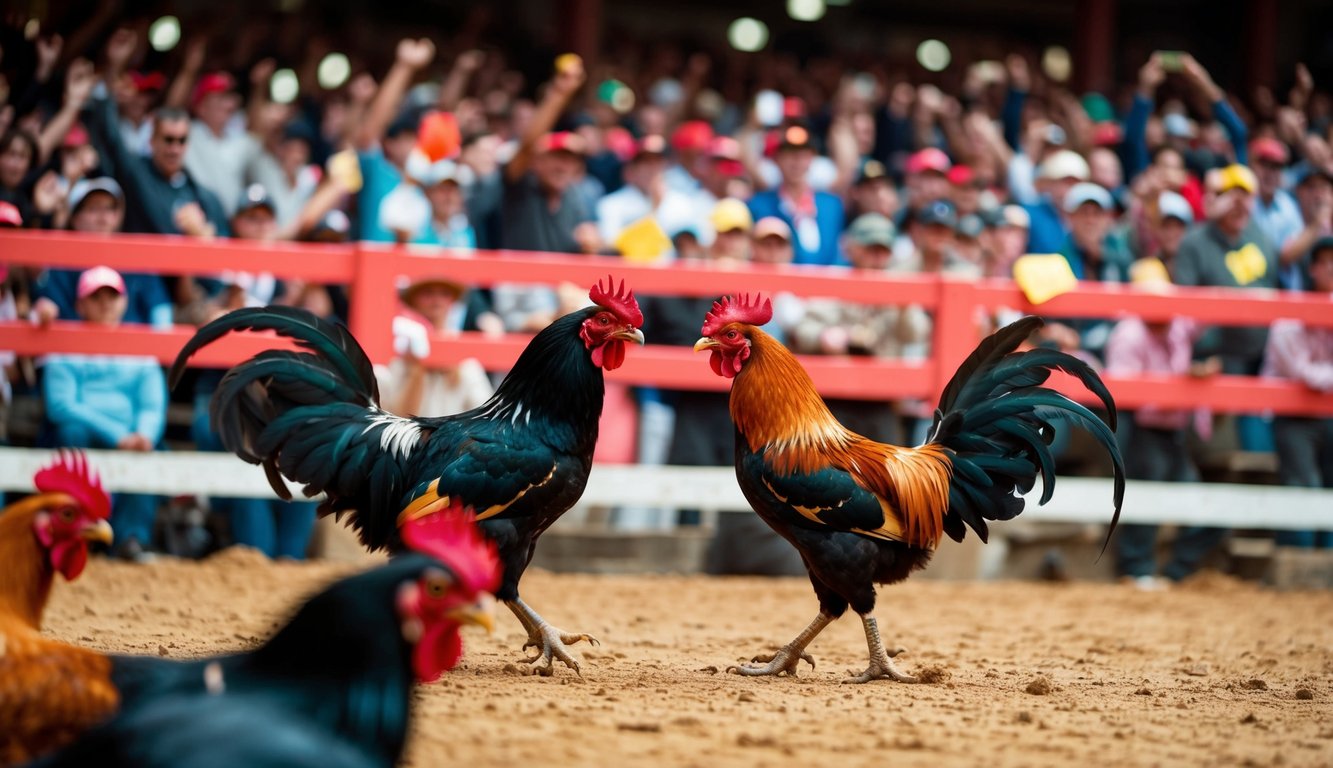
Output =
[{"x1": 363, "y1": 409, "x2": 423, "y2": 459}]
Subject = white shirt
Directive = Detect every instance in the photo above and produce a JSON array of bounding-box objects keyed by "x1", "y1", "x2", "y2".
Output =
[
  {"x1": 186, "y1": 119, "x2": 259, "y2": 216},
  {"x1": 595, "y1": 183, "x2": 708, "y2": 254}
]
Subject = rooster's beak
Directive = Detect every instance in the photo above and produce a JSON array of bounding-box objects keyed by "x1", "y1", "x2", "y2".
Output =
[
  {"x1": 446, "y1": 594, "x2": 496, "y2": 635},
  {"x1": 81, "y1": 519, "x2": 114, "y2": 545},
  {"x1": 693, "y1": 337, "x2": 718, "y2": 352},
  {"x1": 615, "y1": 327, "x2": 645, "y2": 345}
]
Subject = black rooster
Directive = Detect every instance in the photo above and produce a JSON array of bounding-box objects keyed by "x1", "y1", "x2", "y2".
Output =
[
  {"x1": 695, "y1": 302, "x2": 1125, "y2": 682},
  {"x1": 169, "y1": 277, "x2": 644, "y2": 674},
  {"x1": 30, "y1": 503, "x2": 498, "y2": 767}
]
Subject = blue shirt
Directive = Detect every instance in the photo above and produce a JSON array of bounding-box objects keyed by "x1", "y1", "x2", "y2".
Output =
[
  {"x1": 357, "y1": 148, "x2": 404, "y2": 242},
  {"x1": 43, "y1": 353, "x2": 167, "y2": 446},
  {"x1": 37, "y1": 270, "x2": 173, "y2": 328},
  {"x1": 1023, "y1": 198, "x2": 1068, "y2": 254},
  {"x1": 748, "y1": 189, "x2": 846, "y2": 266}
]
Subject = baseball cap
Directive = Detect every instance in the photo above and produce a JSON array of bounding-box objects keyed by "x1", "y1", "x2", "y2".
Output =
[
  {"x1": 846, "y1": 213, "x2": 896, "y2": 248},
  {"x1": 0, "y1": 201, "x2": 22, "y2": 227},
  {"x1": 386, "y1": 113, "x2": 419, "y2": 138},
  {"x1": 906, "y1": 147, "x2": 951, "y2": 175},
  {"x1": 1063, "y1": 182, "x2": 1114, "y2": 213},
  {"x1": 708, "y1": 136, "x2": 744, "y2": 176},
  {"x1": 999, "y1": 204, "x2": 1030, "y2": 229},
  {"x1": 752, "y1": 216, "x2": 792, "y2": 241},
  {"x1": 1208, "y1": 164, "x2": 1258, "y2": 195},
  {"x1": 1129, "y1": 257, "x2": 1172, "y2": 290},
  {"x1": 947, "y1": 164, "x2": 976, "y2": 187},
  {"x1": 1037, "y1": 150, "x2": 1090, "y2": 181},
  {"x1": 1249, "y1": 137, "x2": 1288, "y2": 165},
  {"x1": 416, "y1": 158, "x2": 475, "y2": 187},
  {"x1": 710, "y1": 198, "x2": 753, "y2": 234},
  {"x1": 129, "y1": 70, "x2": 167, "y2": 92},
  {"x1": 77, "y1": 265, "x2": 126, "y2": 299},
  {"x1": 956, "y1": 213, "x2": 985, "y2": 240},
  {"x1": 1295, "y1": 164, "x2": 1333, "y2": 187},
  {"x1": 536, "y1": 131, "x2": 587, "y2": 155},
  {"x1": 68, "y1": 177, "x2": 125, "y2": 214},
  {"x1": 1163, "y1": 113, "x2": 1196, "y2": 139},
  {"x1": 776, "y1": 125, "x2": 814, "y2": 152},
  {"x1": 235, "y1": 183, "x2": 276, "y2": 216},
  {"x1": 671, "y1": 120, "x2": 714, "y2": 153},
  {"x1": 62, "y1": 124, "x2": 90, "y2": 149},
  {"x1": 1310, "y1": 234, "x2": 1333, "y2": 259},
  {"x1": 916, "y1": 199, "x2": 958, "y2": 229},
  {"x1": 190, "y1": 71, "x2": 235, "y2": 110},
  {"x1": 855, "y1": 159, "x2": 889, "y2": 186},
  {"x1": 1158, "y1": 190, "x2": 1193, "y2": 224}
]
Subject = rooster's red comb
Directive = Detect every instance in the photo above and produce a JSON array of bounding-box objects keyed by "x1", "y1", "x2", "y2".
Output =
[
  {"x1": 589, "y1": 275, "x2": 643, "y2": 327},
  {"x1": 33, "y1": 449, "x2": 111, "y2": 521},
  {"x1": 701, "y1": 293, "x2": 773, "y2": 337},
  {"x1": 401, "y1": 499, "x2": 501, "y2": 596}
]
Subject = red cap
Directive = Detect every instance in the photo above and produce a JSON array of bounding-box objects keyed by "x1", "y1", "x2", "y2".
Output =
[
  {"x1": 1249, "y1": 137, "x2": 1288, "y2": 165},
  {"x1": 671, "y1": 120, "x2": 714, "y2": 153},
  {"x1": 0, "y1": 201, "x2": 21, "y2": 227},
  {"x1": 191, "y1": 72, "x2": 235, "y2": 110},
  {"x1": 129, "y1": 70, "x2": 167, "y2": 92},
  {"x1": 906, "y1": 147, "x2": 951, "y2": 175},
  {"x1": 62, "y1": 124, "x2": 90, "y2": 149},
  {"x1": 1092, "y1": 122, "x2": 1123, "y2": 147},
  {"x1": 946, "y1": 164, "x2": 975, "y2": 186},
  {"x1": 536, "y1": 131, "x2": 587, "y2": 155}
]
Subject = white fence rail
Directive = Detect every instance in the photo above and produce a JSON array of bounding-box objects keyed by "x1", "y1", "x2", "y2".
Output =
[{"x1": 3, "y1": 447, "x2": 1329, "y2": 531}]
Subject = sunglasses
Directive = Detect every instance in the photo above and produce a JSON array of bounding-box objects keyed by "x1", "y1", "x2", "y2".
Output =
[{"x1": 159, "y1": 134, "x2": 189, "y2": 145}]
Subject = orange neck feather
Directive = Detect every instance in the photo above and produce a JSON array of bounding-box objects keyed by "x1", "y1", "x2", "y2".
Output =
[
  {"x1": 0, "y1": 495, "x2": 58, "y2": 628},
  {"x1": 731, "y1": 328, "x2": 951, "y2": 548}
]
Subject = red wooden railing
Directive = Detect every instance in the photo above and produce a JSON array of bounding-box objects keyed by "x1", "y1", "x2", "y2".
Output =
[{"x1": 2, "y1": 230, "x2": 1331, "y2": 415}]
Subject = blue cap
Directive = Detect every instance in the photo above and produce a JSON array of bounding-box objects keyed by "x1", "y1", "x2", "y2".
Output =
[{"x1": 916, "y1": 199, "x2": 958, "y2": 229}]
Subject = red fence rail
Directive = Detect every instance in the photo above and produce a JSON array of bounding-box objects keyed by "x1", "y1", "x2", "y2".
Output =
[{"x1": 3, "y1": 230, "x2": 1331, "y2": 415}]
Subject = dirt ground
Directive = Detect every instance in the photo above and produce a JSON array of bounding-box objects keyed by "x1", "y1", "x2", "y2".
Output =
[{"x1": 43, "y1": 547, "x2": 1333, "y2": 768}]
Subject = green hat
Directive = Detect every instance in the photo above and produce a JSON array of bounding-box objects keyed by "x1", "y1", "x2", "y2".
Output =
[
  {"x1": 846, "y1": 213, "x2": 896, "y2": 248},
  {"x1": 1082, "y1": 93, "x2": 1115, "y2": 123}
]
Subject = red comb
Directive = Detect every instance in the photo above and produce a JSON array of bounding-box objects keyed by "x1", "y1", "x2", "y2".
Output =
[
  {"x1": 589, "y1": 275, "x2": 643, "y2": 327},
  {"x1": 33, "y1": 450, "x2": 111, "y2": 521},
  {"x1": 401, "y1": 500, "x2": 501, "y2": 595},
  {"x1": 701, "y1": 294, "x2": 773, "y2": 337}
]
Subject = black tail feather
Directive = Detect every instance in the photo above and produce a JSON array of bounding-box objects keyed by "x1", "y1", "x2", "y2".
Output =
[{"x1": 930, "y1": 317, "x2": 1125, "y2": 553}]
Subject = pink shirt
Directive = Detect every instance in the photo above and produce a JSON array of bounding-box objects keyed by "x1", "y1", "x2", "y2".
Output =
[
  {"x1": 1262, "y1": 319, "x2": 1333, "y2": 393},
  {"x1": 1105, "y1": 317, "x2": 1196, "y2": 431}
]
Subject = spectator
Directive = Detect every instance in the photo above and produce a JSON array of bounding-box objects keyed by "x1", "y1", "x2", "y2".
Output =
[
  {"x1": 1174, "y1": 163, "x2": 1278, "y2": 450},
  {"x1": 793, "y1": 213, "x2": 929, "y2": 442},
  {"x1": 750, "y1": 216, "x2": 795, "y2": 266},
  {"x1": 1147, "y1": 190, "x2": 1195, "y2": 273},
  {"x1": 597, "y1": 135, "x2": 701, "y2": 258},
  {"x1": 707, "y1": 198, "x2": 753, "y2": 263},
  {"x1": 31, "y1": 178, "x2": 173, "y2": 328},
  {"x1": 392, "y1": 158, "x2": 477, "y2": 249},
  {"x1": 1276, "y1": 166, "x2": 1333, "y2": 290},
  {"x1": 1023, "y1": 149, "x2": 1089, "y2": 254},
  {"x1": 43, "y1": 266, "x2": 165, "y2": 563},
  {"x1": 1262, "y1": 236, "x2": 1333, "y2": 548},
  {"x1": 1106, "y1": 261, "x2": 1222, "y2": 588},
  {"x1": 1059, "y1": 182, "x2": 1132, "y2": 282},
  {"x1": 182, "y1": 66, "x2": 255, "y2": 217},
  {"x1": 947, "y1": 164, "x2": 983, "y2": 216},
  {"x1": 899, "y1": 199, "x2": 978, "y2": 277},
  {"x1": 846, "y1": 159, "x2": 899, "y2": 222},
  {"x1": 1248, "y1": 137, "x2": 1302, "y2": 274},
  {"x1": 376, "y1": 277, "x2": 494, "y2": 418},
  {"x1": 748, "y1": 125, "x2": 845, "y2": 266},
  {"x1": 902, "y1": 147, "x2": 952, "y2": 218},
  {"x1": 982, "y1": 204, "x2": 1030, "y2": 278}
]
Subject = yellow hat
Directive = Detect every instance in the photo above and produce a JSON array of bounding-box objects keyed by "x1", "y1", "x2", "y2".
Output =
[
  {"x1": 1129, "y1": 257, "x2": 1172, "y2": 292},
  {"x1": 1208, "y1": 164, "x2": 1258, "y2": 195},
  {"x1": 710, "y1": 198, "x2": 753, "y2": 234}
]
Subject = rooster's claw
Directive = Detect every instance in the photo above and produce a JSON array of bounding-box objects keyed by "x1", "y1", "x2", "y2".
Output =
[{"x1": 726, "y1": 648, "x2": 815, "y2": 677}]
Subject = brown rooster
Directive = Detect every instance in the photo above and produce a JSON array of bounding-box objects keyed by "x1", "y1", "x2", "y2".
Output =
[
  {"x1": 0, "y1": 451, "x2": 115, "y2": 765},
  {"x1": 695, "y1": 296, "x2": 1124, "y2": 683}
]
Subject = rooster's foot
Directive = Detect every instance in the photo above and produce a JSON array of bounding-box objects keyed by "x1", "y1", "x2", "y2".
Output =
[
  {"x1": 727, "y1": 647, "x2": 816, "y2": 677},
  {"x1": 844, "y1": 615, "x2": 917, "y2": 683},
  {"x1": 523, "y1": 624, "x2": 599, "y2": 676}
]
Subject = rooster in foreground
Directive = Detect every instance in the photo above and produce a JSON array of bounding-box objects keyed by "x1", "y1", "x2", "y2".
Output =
[
  {"x1": 694, "y1": 298, "x2": 1124, "y2": 683},
  {"x1": 0, "y1": 451, "x2": 114, "y2": 766},
  {"x1": 30, "y1": 501, "x2": 499, "y2": 768},
  {"x1": 169, "y1": 277, "x2": 644, "y2": 674}
]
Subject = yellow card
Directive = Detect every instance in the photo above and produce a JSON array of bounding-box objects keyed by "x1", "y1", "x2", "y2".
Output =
[
  {"x1": 614, "y1": 216, "x2": 673, "y2": 262},
  {"x1": 1013, "y1": 253, "x2": 1079, "y2": 304},
  {"x1": 1224, "y1": 243, "x2": 1267, "y2": 286}
]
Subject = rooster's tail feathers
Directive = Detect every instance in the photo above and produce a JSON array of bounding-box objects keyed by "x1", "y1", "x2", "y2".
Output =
[{"x1": 930, "y1": 317, "x2": 1125, "y2": 549}]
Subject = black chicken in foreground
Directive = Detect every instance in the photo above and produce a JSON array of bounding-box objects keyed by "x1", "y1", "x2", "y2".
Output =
[
  {"x1": 169, "y1": 278, "x2": 644, "y2": 674},
  {"x1": 30, "y1": 503, "x2": 499, "y2": 767}
]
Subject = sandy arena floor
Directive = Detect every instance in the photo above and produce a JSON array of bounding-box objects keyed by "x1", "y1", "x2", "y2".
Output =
[{"x1": 42, "y1": 547, "x2": 1333, "y2": 768}]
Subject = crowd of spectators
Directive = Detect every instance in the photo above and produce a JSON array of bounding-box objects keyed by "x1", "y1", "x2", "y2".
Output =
[{"x1": 1, "y1": 14, "x2": 1330, "y2": 575}]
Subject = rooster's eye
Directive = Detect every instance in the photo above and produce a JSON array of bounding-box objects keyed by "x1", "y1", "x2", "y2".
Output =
[
  {"x1": 58, "y1": 507, "x2": 76, "y2": 522},
  {"x1": 598, "y1": 316, "x2": 609, "y2": 325},
  {"x1": 725, "y1": 330, "x2": 738, "y2": 340}
]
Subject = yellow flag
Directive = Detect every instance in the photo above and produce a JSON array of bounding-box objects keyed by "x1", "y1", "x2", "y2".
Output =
[
  {"x1": 1013, "y1": 253, "x2": 1079, "y2": 304},
  {"x1": 614, "y1": 216, "x2": 673, "y2": 262}
]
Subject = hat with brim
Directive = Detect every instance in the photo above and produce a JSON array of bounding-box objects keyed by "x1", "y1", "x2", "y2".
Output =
[
  {"x1": 400, "y1": 277, "x2": 467, "y2": 306},
  {"x1": 846, "y1": 213, "x2": 896, "y2": 248},
  {"x1": 235, "y1": 183, "x2": 276, "y2": 216},
  {"x1": 752, "y1": 216, "x2": 792, "y2": 241},
  {"x1": 77, "y1": 265, "x2": 126, "y2": 298},
  {"x1": 1208, "y1": 164, "x2": 1258, "y2": 195},
  {"x1": 69, "y1": 177, "x2": 125, "y2": 214},
  {"x1": 537, "y1": 131, "x2": 587, "y2": 156}
]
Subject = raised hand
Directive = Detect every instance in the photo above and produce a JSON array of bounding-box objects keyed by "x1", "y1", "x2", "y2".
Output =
[
  {"x1": 64, "y1": 58, "x2": 96, "y2": 106},
  {"x1": 105, "y1": 28, "x2": 138, "y2": 71},
  {"x1": 35, "y1": 34, "x2": 63, "y2": 80},
  {"x1": 396, "y1": 37, "x2": 436, "y2": 69},
  {"x1": 250, "y1": 57, "x2": 276, "y2": 87},
  {"x1": 1138, "y1": 53, "x2": 1165, "y2": 95},
  {"x1": 551, "y1": 53, "x2": 586, "y2": 97}
]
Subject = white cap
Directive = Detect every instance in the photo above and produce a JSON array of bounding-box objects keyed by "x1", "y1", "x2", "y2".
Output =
[
  {"x1": 1037, "y1": 150, "x2": 1090, "y2": 182},
  {"x1": 1063, "y1": 182, "x2": 1114, "y2": 212},
  {"x1": 1158, "y1": 190, "x2": 1194, "y2": 223}
]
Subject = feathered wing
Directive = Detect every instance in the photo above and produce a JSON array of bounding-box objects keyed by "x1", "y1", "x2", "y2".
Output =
[
  {"x1": 170, "y1": 306, "x2": 424, "y2": 549},
  {"x1": 927, "y1": 316, "x2": 1125, "y2": 546}
]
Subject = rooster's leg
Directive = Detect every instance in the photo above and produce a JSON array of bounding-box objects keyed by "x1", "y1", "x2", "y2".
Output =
[
  {"x1": 727, "y1": 612, "x2": 831, "y2": 677},
  {"x1": 843, "y1": 614, "x2": 918, "y2": 684},
  {"x1": 504, "y1": 598, "x2": 599, "y2": 676}
]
